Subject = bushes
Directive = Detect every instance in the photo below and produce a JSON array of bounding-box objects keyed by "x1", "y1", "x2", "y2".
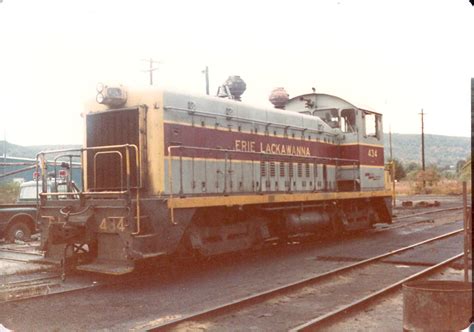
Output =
[
  {"x1": 398, "y1": 179, "x2": 471, "y2": 195},
  {"x1": 0, "y1": 181, "x2": 20, "y2": 204}
]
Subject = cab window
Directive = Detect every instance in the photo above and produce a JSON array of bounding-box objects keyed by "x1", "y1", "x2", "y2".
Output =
[
  {"x1": 340, "y1": 109, "x2": 356, "y2": 133},
  {"x1": 364, "y1": 112, "x2": 381, "y2": 139}
]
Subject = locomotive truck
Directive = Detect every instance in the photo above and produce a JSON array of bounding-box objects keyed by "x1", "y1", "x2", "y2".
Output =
[{"x1": 37, "y1": 77, "x2": 393, "y2": 274}]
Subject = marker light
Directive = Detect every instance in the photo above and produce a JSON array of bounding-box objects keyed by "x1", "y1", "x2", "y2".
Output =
[
  {"x1": 59, "y1": 170, "x2": 67, "y2": 178},
  {"x1": 96, "y1": 82, "x2": 104, "y2": 93},
  {"x1": 96, "y1": 85, "x2": 127, "y2": 107}
]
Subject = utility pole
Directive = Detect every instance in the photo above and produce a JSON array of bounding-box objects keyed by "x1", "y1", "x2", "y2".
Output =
[
  {"x1": 202, "y1": 66, "x2": 209, "y2": 95},
  {"x1": 141, "y1": 58, "x2": 161, "y2": 86},
  {"x1": 3, "y1": 130, "x2": 6, "y2": 176},
  {"x1": 389, "y1": 126, "x2": 396, "y2": 207},
  {"x1": 389, "y1": 126, "x2": 393, "y2": 160},
  {"x1": 419, "y1": 109, "x2": 426, "y2": 189}
]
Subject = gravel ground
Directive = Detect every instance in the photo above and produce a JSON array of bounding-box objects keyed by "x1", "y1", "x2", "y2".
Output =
[
  {"x1": 1, "y1": 225, "x2": 464, "y2": 330},
  {"x1": 174, "y1": 233, "x2": 463, "y2": 331},
  {"x1": 325, "y1": 266, "x2": 471, "y2": 332},
  {"x1": 0, "y1": 194, "x2": 468, "y2": 331}
]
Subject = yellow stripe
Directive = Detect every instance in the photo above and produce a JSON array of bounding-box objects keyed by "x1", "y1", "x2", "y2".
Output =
[
  {"x1": 359, "y1": 165, "x2": 386, "y2": 169},
  {"x1": 339, "y1": 142, "x2": 384, "y2": 148},
  {"x1": 167, "y1": 190, "x2": 392, "y2": 209}
]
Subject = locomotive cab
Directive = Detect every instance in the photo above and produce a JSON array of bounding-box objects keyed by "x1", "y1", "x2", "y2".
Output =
[{"x1": 285, "y1": 93, "x2": 386, "y2": 192}]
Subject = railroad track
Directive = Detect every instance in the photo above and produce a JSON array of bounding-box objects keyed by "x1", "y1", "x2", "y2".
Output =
[
  {"x1": 392, "y1": 206, "x2": 464, "y2": 221},
  {"x1": 0, "y1": 247, "x2": 43, "y2": 255},
  {"x1": 0, "y1": 274, "x2": 62, "y2": 302},
  {"x1": 0, "y1": 206, "x2": 464, "y2": 305},
  {"x1": 137, "y1": 228, "x2": 464, "y2": 331},
  {"x1": 0, "y1": 247, "x2": 45, "y2": 263},
  {"x1": 370, "y1": 206, "x2": 464, "y2": 233}
]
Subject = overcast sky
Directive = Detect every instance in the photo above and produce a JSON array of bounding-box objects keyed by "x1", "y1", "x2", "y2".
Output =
[{"x1": 0, "y1": 0, "x2": 473, "y2": 146}]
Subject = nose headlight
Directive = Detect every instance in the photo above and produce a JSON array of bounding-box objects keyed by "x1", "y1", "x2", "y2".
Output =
[
  {"x1": 95, "y1": 84, "x2": 127, "y2": 107},
  {"x1": 96, "y1": 93, "x2": 104, "y2": 104}
]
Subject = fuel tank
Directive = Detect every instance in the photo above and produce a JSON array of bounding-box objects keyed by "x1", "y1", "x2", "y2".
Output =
[{"x1": 285, "y1": 210, "x2": 331, "y2": 234}]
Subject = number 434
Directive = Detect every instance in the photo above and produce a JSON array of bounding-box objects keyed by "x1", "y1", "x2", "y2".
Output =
[
  {"x1": 99, "y1": 217, "x2": 126, "y2": 233},
  {"x1": 368, "y1": 149, "x2": 378, "y2": 158}
]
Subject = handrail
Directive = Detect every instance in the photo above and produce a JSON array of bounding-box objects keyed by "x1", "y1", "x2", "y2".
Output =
[
  {"x1": 39, "y1": 191, "x2": 129, "y2": 196},
  {"x1": 163, "y1": 105, "x2": 340, "y2": 137},
  {"x1": 166, "y1": 145, "x2": 362, "y2": 224},
  {"x1": 168, "y1": 146, "x2": 175, "y2": 224},
  {"x1": 53, "y1": 153, "x2": 81, "y2": 195},
  {"x1": 36, "y1": 144, "x2": 142, "y2": 235}
]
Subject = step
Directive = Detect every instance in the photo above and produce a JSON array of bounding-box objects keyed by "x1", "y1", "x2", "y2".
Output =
[{"x1": 76, "y1": 259, "x2": 134, "y2": 275}]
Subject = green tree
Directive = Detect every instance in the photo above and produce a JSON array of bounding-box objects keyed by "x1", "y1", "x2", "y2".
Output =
[
  {"x1": 416, "y1": 165, "x2": 441, "y2": 186},
  {"x1": 405, "y1": 162, "x2": 420, "y2": 173},
  {"x1": 456, "y1": 159, "x2": 466, "y2": 174},
  {"x1": 459, "y1": 157, "x2": 471, "y2": 181},
  {"x1": 0, "y1": 181, "x2": 20, "y2": 204},
  {"x1": 388, "y1": 158, "x2": 406, "y2": 181}
]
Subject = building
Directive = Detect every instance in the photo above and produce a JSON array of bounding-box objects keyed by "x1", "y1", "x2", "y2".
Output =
[{"x1": 0, "y1": 155, "x2": 82, "y2": 187}]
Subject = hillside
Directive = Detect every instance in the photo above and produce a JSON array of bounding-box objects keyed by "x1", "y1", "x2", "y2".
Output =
[
  {"x1": 383, "y1": 133, "x2": 471, "y2": 167},
  {"x1": 1, "y1": 133, "x2": 471, "y2": 168},
  {"x1": 0, "y1": 141, "x2": 81, "y2": 159}
]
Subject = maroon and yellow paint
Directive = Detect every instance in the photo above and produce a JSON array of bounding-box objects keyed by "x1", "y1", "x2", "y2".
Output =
[{"x1": 163, "y1": 122, "x2": 384, "y2": 167}]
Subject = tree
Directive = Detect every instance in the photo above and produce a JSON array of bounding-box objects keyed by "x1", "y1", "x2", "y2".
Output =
[
  {"x1": 416, "y1": 165, "x2": 441, "y2": 186},
  {"x1": 456, "y1": 159, "x2": 466, "y2": 174},
  {"x1": 388, "y1": 158, "x2": 406, "y2": 181},
  {"x1": 459, "y1": 156, "x2": 471, "y2": 181},
  {"x1": 405, "y1": 162, "x2": 420, "y2": 173}
]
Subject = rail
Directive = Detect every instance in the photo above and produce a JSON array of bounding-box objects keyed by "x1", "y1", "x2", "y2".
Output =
[
  {"x1": 138, "y1": 228, "x2": 464, "y2": 331},
  {"x1": 462, "y1": 182, "x2": 471, "y2": 282},
  {"x1": 36, "y1": 144, "x2": 142, "y2": 235},
  {"x1": 291, "y1": 253, "x2": 464, "y2": 331}
]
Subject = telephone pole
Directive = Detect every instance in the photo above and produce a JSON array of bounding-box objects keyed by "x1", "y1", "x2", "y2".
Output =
[
  {"x1": 202, "y1": 66, "x2": 209, "y2": 95},
  {"x1": 389, "y1": 126, "x2": 393, "y2": 160},
  {"x1": 2, "y1": 130, "x2": 6, "y2": 177},
  {"x1": 141, "y1": 58, "x2": 162, "y2": 86},
  {"x1": 419, "y1": 109, "x2": 426, "y2": 189},
  {"x1": 389, "y1": 126, "x2": 396, "y2": 207}
]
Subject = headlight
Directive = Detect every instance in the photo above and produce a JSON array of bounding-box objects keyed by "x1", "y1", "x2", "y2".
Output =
[
  {"x1": 96, "y1": 93, "x2": 104, "y2": 103},
  {"x1": 95, "y1": 85, "x2": 127, "y2": 107}
]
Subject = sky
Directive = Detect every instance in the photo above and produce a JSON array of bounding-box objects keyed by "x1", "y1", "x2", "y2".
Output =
[{"x1": 0, "y1": 0, "x2": 473, "y2": 146}]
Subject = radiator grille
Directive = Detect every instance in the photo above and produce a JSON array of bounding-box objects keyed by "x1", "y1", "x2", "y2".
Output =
[{"x1": 86, "y1": 108, "x2": 139, "y2": 191}]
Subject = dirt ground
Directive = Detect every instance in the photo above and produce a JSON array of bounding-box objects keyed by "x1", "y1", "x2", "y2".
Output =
[
  {"x1": 0, "y1": 194, "x2": 469, "y2": 331},
  {"x1": 325, "y1": 265, "x2": 471, "y2": 332}
]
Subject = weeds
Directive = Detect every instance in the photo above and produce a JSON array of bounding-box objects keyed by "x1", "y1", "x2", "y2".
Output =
[
  {"x1": 395, "y1": 179, "x2": 471, "y2": 196},
  {"x1": 0, "y1": 181, "x2": 21, "y2": 203}
]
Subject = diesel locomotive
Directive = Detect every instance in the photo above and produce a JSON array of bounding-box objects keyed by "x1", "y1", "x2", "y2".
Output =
[{"x1": 37, "y1": 77, "x2": 393, "y2": 274}]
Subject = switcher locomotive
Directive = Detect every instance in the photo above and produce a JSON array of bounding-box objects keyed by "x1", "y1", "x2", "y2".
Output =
[{"x1": 37, "y1": 77, "x2": 393, "y2": 274}]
